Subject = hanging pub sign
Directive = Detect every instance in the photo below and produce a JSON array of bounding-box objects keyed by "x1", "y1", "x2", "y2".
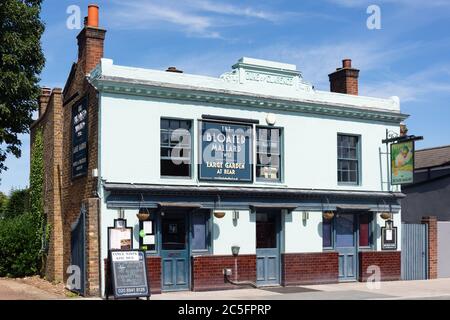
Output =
[
  {"x1": 391, "y1": 140, "x2": 414, "y2": 185},
  {"x1": 108, "y1": 250, "x2": 150, "y2": 300},
  {"x1": 381, "y1": 220, "x2": 398, "y2": 250},
  {"x1": 72, "y1": 99, "x2": 88, "y2": 178},
  {"x1": 199, "y1": 121, "x2": 253, "y2": 182}
]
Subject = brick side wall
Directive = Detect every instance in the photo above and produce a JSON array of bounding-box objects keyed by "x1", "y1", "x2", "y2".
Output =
[
  {"x1": 30, "y1": 88, "x2": 64, "y2": 283},
  {"x1": 191, "y1": 255, "x2": 256, "y2": 291},
  {"x1": 358, "y1": 251, "x2": 401, "y2": 282},
  {"x1": 422, "y1": 216, "x2": 438, "y2": 279},
  {"x1": 281, "y1": 252, "x2": 339, "y2": 286}
]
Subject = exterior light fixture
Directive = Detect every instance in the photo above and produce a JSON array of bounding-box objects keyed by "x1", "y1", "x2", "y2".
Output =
[
  {"x1": 214, "y1": 211, "x2": 226, "y2": 219},
  {"x1": 232, "y1": 210, "x2": 239, "y2": 221},
  {"x1": 323, "y1": 211, "x2": 335, "y2": 220},
  {"x1": 231, "y1": 245, "x2": 240, "y2": 257},
  {"x1": 302, "y1": 211, "x2": 309, "y2": 223}
]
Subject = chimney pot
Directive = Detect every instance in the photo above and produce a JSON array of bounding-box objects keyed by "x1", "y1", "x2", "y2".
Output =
[
  {"x1": 87, "y1": 4, "x2": 99, "y2": 27},
  {"x1": 166, "y1": 66, "x2": 184, "y2": 73},
  {"x1": 343, "y1": 59, "x2": 352, "y2": 68}
]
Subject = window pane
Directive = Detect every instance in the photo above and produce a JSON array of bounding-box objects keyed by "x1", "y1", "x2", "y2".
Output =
[
  {"x1": 160, "y1": 118, "x2": 192, "y2": 177},
  {"x1": 256, "y1": 127, "x2": 282, "y2": 181},
  {"x1": 359, "y1": 213, "x2": 371, "y2": 247},
  {"x1": 192, "y1": 212, "x2": 208, "y2": 250},
  {"x1": 323, "y1": 219, "x2": 332, "y2": 247},
  {"x1": 162, "y1": 215, "x2": 186, "y2": 250},
  {"x1": 337, "y1": 134, "x2": 359, "y2": 183},
  {"x1": 256, "y1": 213, "x2": 277, "y2": 248},
  {"x1": 336, "y1": 214, "x2": 354, "y2": 247}
]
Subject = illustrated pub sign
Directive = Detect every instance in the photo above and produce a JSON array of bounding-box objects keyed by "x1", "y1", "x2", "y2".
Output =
[
  {"x1": 199, "y1": 121, "x2": 253, "y2": 182},
  {"x1": 391, "y1": 140, "x2": 414, "y2": 185}
]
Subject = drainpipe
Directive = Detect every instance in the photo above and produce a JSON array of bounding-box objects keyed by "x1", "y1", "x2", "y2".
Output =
[{"x1": 223, "y1": 246, "x2": 257, "y2": 288}]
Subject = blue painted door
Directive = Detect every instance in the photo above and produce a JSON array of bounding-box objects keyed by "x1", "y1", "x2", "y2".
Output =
[
  {"x1": 335, "y1": 213, "x2": 357, "y2": 281},
  {"x1": 70, "y1": 208, "x2": 85, "y2": 295},
  {"x1": 256, "y1": 212, "x2": 280, "y2": 286},
  {"x1": 161, "y1": 212, "x2": 189, "y2": 291}
]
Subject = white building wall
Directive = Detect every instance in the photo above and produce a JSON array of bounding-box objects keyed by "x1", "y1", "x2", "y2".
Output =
[
  {"x1": 212, "y1": 210, "x2": 255, "y2": 255},
  {"x1": 283, "y1": 211, "x2": 323, "y2": 253},
  {"x1": 99, "y1": 93, "x2": 399, "y2": 192}
]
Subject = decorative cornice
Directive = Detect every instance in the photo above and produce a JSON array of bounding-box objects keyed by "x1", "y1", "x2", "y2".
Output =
[{"x1": 88, "y1": 74, "x2": 408, "y2": 124}]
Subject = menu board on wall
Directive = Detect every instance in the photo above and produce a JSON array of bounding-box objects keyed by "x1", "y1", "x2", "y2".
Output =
[
  {"x1": 199, "y1": 121, "x2": 253, "y2": 182},
  {"x1": 381, "y1": 220, "x2": 398, "y2": 250},
  {"x1": 72, "y1": 99, "x2": 88, "y2": 178}
]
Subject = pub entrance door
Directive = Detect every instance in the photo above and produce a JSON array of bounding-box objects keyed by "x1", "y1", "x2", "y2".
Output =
[
  {"x1": 256, "y1": 211, "x2": 281, "y2": 286},
  {"x1": 160, "y1": 211, "x2": 190, "y2": 291}
]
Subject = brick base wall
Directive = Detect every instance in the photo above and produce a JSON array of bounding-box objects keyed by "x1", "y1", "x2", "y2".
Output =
[
  {"x1": 104, "y1": 257, "x2": 162, "y2": 297},
  {"x1": 191, "y1": 255, "x2": 256, "y2": 291},
  {"x1": 281, "y1": 252, "x2": 339, "y2": 286},
  {"x1": 358, "y1": 251, "x2": 401, "y2": 282}
]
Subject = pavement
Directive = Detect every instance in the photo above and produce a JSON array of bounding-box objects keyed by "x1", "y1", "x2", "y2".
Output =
[{"x1": 1, "y1": 277, "x2": 450, "y2": 300}]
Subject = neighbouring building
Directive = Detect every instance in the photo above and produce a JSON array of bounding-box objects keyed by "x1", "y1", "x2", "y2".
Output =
[
  {"x1": 402, "y1": 145, "x2": 450, "y2": 223},
  {"x1": 31, "y1": 5, "x2": 409, "y2": 297}
]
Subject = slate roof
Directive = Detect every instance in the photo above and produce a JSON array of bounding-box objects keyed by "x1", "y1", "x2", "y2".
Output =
[{"x1": 415, "y1": 145, "x2": 450, "y2": 169}]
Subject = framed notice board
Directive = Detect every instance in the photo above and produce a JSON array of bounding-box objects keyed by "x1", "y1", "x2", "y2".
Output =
[
  {"x1": 107, "y1": 250, "x2": 150, "y2": 299},
  {"x1": 381, "y1": 220, "x2": 398, "y2": 250}
]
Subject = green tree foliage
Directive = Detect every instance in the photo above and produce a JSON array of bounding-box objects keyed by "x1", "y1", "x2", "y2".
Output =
[
  {"x1": 4, "y1": 188, "x2": 30, "y2": 219},
  {"x1": 0, "y1": 191, "x2": 7, "y2": 218},
  {"x1": 0, "y1": 0, "x2": 45, "y2": 173},
  {"x1": 0, "y1": 212, "x2": 41, "y2": 277}
]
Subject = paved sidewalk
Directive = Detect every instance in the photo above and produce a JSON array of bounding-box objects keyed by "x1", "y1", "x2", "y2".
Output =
[
  {"x1": 1, "y1": 277, "x2": 450, "y2": 300},
  {"x1": 150, "y1": 278, "x2": 450, "y2": 300}
]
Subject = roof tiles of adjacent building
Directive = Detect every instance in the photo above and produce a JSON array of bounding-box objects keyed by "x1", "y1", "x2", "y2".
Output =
[{"x1": 415, "y1": 145, "x2": 450, "y2": 169}]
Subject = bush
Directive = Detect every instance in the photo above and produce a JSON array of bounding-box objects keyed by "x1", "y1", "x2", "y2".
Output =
[
  {"x1": 0, "y1": 212, "x2": 41, "y2": 277},
  {"x1": 3, "y1": 188, "x2": 30, "y2": 219}
]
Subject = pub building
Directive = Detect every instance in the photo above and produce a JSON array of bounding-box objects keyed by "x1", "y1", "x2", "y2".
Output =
[{"x1": 31, "y1": 5, "x2": 407, "y2": 297}]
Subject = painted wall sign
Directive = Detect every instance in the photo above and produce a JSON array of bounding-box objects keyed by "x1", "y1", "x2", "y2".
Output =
[
  {"x1": 108, "y1": 250, "x2": 150, "y2": 299},
  {"x1": 199, "y1": 121, "x2": 253, "y2": 182},
  {"x1": 391, "y1": 141, "x2": 414, "y2": 185},
  {"x1": 381, "y1": 220, "x2": 398, "y2": 250},
  {"x1": 72, "y1": 99, "x2": 88, "y2": 178}
]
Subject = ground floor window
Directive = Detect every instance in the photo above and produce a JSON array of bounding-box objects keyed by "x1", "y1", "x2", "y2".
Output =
[{"x1": 322, "y1": 212, "x2": 374, "y2": 249}]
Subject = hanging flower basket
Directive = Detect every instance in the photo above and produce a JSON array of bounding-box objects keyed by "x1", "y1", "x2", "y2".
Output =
[
  {"x1": 322, "y1": 211, "x2": 335, "y2": 220},
  {"x1": 137, "y1": 208, "x2": 150, "y2": 221},
  {"x1": 380, "y1": 212, "x2": 392, "y2": 220},
  {"x1": 214, "y1": 211, "x2": 226, "y2": 219}
]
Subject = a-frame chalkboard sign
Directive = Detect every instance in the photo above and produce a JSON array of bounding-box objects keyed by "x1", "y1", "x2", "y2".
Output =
[{"x1": 106, "y1": 250, "x2": 150, "y2": 300}]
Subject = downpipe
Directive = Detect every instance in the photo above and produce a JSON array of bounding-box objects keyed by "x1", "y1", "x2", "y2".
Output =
[{"x1": 223, "y1": 268, "x2": 258, "y2": 288}]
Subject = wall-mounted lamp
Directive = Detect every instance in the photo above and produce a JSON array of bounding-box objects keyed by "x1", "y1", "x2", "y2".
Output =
[
  {"x1": 302, "y1": 211, "x2": 309, "y2": 223},
  {"x1": 232, "y1": 210, "x2": 239, "y2": 221},
  {"x1": 231, "y1": 245, "x2": 240, "y2": 257}
]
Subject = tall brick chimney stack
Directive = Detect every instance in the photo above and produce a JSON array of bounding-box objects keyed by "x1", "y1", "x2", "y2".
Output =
[
  {"x1": 328, "y1": 59, "x2": 360, "y2": 95},
  {"x1": 38, "y1": 87, "x2": 52, "y2": 117},
  {"x1": 77, "y1": 4, "x2": 106, "y2": 75}
]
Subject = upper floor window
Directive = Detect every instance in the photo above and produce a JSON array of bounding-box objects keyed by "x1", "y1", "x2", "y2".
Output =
[
  {"x1": 256, "y1": 127, "x2": 282, "y2": 182},
  {"x1": 337, "y1": 134, "x2": 360, "y2": 184},
  {"x1": 160, "y1": 118, "x2": 192, "y2": 177}
]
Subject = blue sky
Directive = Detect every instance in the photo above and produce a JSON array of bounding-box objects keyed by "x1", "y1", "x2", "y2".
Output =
[{"x1": 1, "y1": 0, "x2": 449, "y2": 193}]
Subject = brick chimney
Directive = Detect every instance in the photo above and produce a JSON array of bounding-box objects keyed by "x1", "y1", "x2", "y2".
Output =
[
  {"x1": 77, "y1": 4, "x2": 106, "y2": 75},
  {"x1": 328, "y1": 59, "x2": 360, "y2": 95},
  {"x1": 38, "y1": 87, "x2": 52, "y2": 117}
]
